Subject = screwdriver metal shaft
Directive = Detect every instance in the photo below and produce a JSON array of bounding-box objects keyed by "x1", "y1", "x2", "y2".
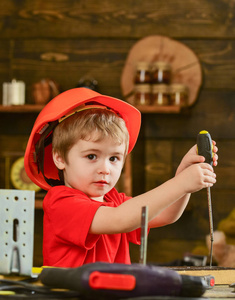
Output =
[
  {"x1": 207, "y1": 187, "x2": 214, "y2": 268},
  {"x1": 139, "y1": 206, "x2": 148, "y2": 265}
]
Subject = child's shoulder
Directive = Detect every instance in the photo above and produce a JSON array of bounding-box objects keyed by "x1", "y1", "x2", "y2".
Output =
[
  {"x1": 105, "y1": 188, "x2": 132, "y2": 205},
  {"x1": 47, "y1": 185, "x2": 85, "y2": 196},
  {"x1": 43, "y1": 186, "x2": 88, "y2": 205}
]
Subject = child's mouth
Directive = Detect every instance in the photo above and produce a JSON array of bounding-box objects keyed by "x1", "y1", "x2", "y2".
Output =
[{"x1": 95, "y1": 180, "x2": 108, "y2": 185}]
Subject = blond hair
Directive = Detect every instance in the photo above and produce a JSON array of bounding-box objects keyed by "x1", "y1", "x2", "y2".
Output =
[{"x1": 52, "y1": 108, "x2": 129, "y2": 162}]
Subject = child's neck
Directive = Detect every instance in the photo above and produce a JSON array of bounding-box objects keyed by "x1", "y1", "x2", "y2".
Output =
[{"x1": 91, "y1": 196, "x2": 105, "y2": 202}]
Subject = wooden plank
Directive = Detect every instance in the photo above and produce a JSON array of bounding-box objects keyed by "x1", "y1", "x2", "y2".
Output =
[
  {"x1": 0, "y1": 136, "x2": 29, "y2": 154},
  {"x1": 0, "y1": 41, "x2": 11, "y2": 98},
  {"x1": 150, "y1": 189, "x2": 235, "y2": 239},
  {"x1": 4, "y1": 39, "x2": 235, "y2": 103},
  {"x1": 34, "y1": 210, "x2": 43, "y2": 267},
  {"x1": 183, "y1": 39, "x2": 235, "y2": 90},
  {"x1": 1, "y1": 0, "x2": 235, "y2": 39},
  {"x1": 145, "y1": 140, "x2": 173, "y2": 191},
  {"x1": 0, "y1": 105, "x2": 44, "y2": 112},
  {"x1": 171, "y1": 139, "x2": 235, "y2": 190},
  {"x1": 136, "y1": 135, "x2": 235, "y2": 192},
  {"x1": 131, "y1": 121, "x2": 146, "y2": 196},
  {"x1": 9, "y1": 39, "x2": 132, "y2": 101},
  {"x1": 144, "y1": 90, "x2": 235, "y2": 139},
  {"x1": 0, "y1": 113, "x2": 38, "y2": 135},
  {"x1": 204, "y1": 285, "x2": 235, "y2": 298},
  {"x1": 176, "y1": 268, "x2": 235, "y2": 285},
  {"x1": 35, "y1": 200, "x2": 43, "y2": 210},
  {"x1": 135, "y1": 105, "x2": 180, "y2": 114}
]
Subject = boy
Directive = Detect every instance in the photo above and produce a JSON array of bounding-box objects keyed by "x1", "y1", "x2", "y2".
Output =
[{"x1": 24, "y1": 88, "x2": 218, "y2": 267}]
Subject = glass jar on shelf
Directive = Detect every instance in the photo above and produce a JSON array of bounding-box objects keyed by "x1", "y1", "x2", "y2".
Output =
[
  {"x1": 152, "y1": 61, "x2": 171, "y2": 84},
  {"x1": 152, "y1": 84, "x2": 170, "y2": 106},
  {"x1": 134, "y1": 84, "x2": 152, "y2": 106},
  {"x1": 134, "y1": 62, "x2": 152, "y2": 84},
  {"x1": 170, "y1": 84, "x2": 188, "y2": 106}
]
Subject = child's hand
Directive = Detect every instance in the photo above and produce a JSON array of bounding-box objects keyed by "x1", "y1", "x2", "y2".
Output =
[
  {"x1": 177, "y1": 162, "x2": 216, "y2": 194},
  {"x1": 211, "y1": 140, "x2": 219, "y2": 166},
  {"x1": 176, "y1": 141, "x2": 218, "y2": 175}
]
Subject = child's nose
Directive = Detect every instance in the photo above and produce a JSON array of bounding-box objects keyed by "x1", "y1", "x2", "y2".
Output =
[{"x1": 98, "y1": 160, "x2": 110, "y2": 174}]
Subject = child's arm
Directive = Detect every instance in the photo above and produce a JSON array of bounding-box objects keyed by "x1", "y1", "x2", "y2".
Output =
[{"x1": 89, "y1": 143, "x2": 218, "y2": 235}]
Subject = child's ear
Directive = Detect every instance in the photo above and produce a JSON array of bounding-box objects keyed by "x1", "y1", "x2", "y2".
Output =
[{"x1": 53, "y1": 151, "x2": 65, "y2": 170}]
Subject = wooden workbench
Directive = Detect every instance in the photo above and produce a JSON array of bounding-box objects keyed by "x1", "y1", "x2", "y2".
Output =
[
  {"x1": 176, "y1": 267, "x2": 235, "y2": 299},
  {"x1": 175, "y1": 267, "x2": 235, "y2": 285},
  {"x1": 204, "y1": 285, "x2": 235, "y2": 299}
]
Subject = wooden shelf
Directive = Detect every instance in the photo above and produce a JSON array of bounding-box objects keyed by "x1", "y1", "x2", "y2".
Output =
[
  {"x1": 0, "y1": 104, "x2": 181, "y2": 114},
  {"x1": 136, "y1": 105, "x2": 181, "y2": 113},
  {"x1": 0, "y1": 104, "x2": 44, "y2": 113}
]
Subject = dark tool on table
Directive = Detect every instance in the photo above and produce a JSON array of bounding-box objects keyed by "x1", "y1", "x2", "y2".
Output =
[
  {"x1": 40, "y1": 261, "x2": 208, "y2": 299},
  {"x1": 197, "y1": 130, "x2": 214, "y2": 267}
]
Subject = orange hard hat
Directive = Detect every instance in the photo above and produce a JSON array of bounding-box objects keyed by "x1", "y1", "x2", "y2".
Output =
[{"x1": 24, "y1": 88, "x2": 141, "y2": 191}]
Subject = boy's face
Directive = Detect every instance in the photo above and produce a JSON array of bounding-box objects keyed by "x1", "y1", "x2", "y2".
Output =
[{"x1": 53, "y1": 134, "x2": 126, "y2": 202}]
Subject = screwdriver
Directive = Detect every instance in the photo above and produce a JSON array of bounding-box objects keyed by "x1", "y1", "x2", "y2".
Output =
[
  {"x1": 139, "y1": 206, "x2": 148, "y2": 265},
  {"x1": 197, "y1": 130, "x2": 214, "y2": 267}
]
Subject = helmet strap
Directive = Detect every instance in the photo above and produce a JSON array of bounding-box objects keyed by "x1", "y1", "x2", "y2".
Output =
[{"x1": 35, "y1": 121, "x2": 64, "y2": 187}]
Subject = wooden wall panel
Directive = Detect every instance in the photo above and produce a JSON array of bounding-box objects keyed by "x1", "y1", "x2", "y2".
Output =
[
  {"x1": 1, "y1": 0, "x2": 235, "y2": 39},
  {"x1": 145, "y1": 140, "x2": 173, "y2": 191},
  {"x1": 3, "y1": 39, "x2": 235, "y2": 102},
  {"x1": 10, "y1": 39, "x2": 132, "y2": 100},
  {"x1": 144, "y1": 138, "x2": 235, "y2": 192},
  {"x1": 0, "y1": 41, "x2": 11, "y2": 96},
  {"x1": 0, "y1": 135, "x2": 29, "y2": 188},
  {"x1": 0, "y1": 113, "x2": 36, "y2": 135},
  {"x1": 184, "y1": 40, "x2": 235, "y2": 89},
  {"x1": 144, "y1": 90, "x2": 235, "y2": 139}
]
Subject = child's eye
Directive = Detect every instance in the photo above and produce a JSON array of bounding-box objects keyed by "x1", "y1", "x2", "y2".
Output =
[
  {"x1": 110, "y1": 156, "x2": 118, "y2": 162},
  {"x1": 87, "y1": 154, "x2": 96, "y2": 160}
]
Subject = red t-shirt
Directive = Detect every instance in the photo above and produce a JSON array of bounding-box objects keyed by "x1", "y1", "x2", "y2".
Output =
[{"x1": 43, "y1": 186, "x2": 141, "y2": 267}]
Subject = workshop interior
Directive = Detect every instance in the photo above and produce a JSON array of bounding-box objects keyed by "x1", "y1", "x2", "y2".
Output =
[{"x1": 0, "y1": 0, "x2": 235, "y2": 298}]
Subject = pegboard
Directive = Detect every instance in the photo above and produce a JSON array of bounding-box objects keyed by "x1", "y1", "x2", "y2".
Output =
[{"x1": 0, "y1": 189, "x2": 35, "y2": 276}]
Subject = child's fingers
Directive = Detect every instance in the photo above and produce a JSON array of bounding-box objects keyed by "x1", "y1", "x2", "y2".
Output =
[
  {"x1": 212, "y1": 139, "x2": 218, "y2": 166},
  {"x1": 213, "y1": 153, "x2": 218, "y2": 166},
  {"x1": 212, "y1": 144, "x2": 218, "y2": 153},
  {"x1": 204, "y1": 174, "x2": 216, "y2": 186},
  {"x1": 201, "y1": 166, "x2": 216, "y2": 186},
  {"x1": 187, "y1": 154, "x2": 205, "y2": 166},
  {"x1": 200, "y1": 162, "x2": 214, "y2": 172},
  {"x1": 204, "y1": 169, "x2": 216, "y2": 179},
  {"x1": 212, "y1": 141, "x2": 218, "y2": 157}
]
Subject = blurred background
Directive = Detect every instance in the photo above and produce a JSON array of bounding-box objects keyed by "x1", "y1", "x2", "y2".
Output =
[{"x1": 0, "y1": 0, "x2": 234, "y2": 267}]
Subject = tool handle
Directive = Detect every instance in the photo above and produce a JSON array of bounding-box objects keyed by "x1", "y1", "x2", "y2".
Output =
[
  {"x1": 197, "y1": 130, "x2": 213, "y2": 166},
  {"x1": 39, "y1": 262, "x2": 207, "y2": 298}
]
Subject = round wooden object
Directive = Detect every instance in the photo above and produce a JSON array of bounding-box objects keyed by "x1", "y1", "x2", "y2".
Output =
[{"x1": 121, "y1": 35, "x2": 202, "y2": 106}]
